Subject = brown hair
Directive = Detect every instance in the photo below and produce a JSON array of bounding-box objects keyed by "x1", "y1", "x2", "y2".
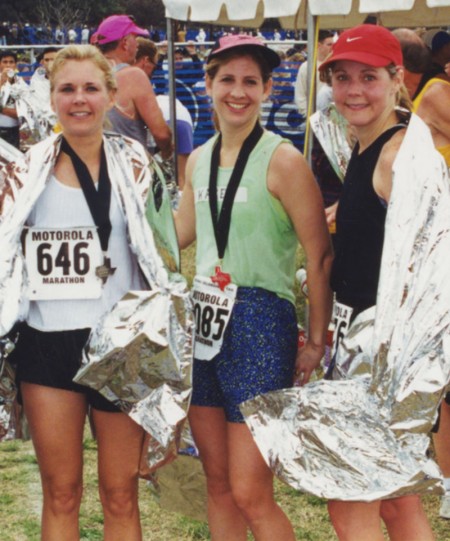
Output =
[
  {"x1": 50, "y1": 44, "x2": 117, "y2": 94},
  {"x1": 136, "y1": 37, "x2": 158, "y2": 64},
  {"x1": 206, "y1": 46, "x2": 273, "y2": 83},
  {"x1": 205, "y1": 47, "x2": 272, "y2": 131}
]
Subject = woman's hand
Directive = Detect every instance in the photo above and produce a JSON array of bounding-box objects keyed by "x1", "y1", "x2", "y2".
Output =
[
  {"x1": 325, "y1": 201, "x2": 338, "y2": 227},
  {"x1": 294, "y1": 340, "x2": 324, "y2": 386},
  {"x1": 267, "y1": 143, "x2": 333, "y2": 386}
]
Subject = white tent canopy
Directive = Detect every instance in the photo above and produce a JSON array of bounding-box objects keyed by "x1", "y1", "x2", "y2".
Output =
[
  {"x1": 162, "y1": 0, "x2": 450, "y2": 29},
  {"x1": 161, "y1": 0, "x2": 450, "y2": 165}
]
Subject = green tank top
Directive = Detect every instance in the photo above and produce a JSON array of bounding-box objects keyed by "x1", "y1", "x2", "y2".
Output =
[{"x1": 193, "y1": 130, "x2": 298, "y2": 304}]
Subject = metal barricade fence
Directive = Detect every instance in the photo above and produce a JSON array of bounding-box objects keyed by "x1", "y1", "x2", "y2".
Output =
[
  {"x1": 2, "y1": 45, "x2": 306, "y2": 153},
  {"x1": 152, "y1": 60, "x2": 305, "y2": 151}
]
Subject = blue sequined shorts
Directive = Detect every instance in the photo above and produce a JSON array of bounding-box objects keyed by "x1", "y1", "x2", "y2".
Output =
[{"x1": 191, "y1": 287, "x2": 298, "y2": 423}]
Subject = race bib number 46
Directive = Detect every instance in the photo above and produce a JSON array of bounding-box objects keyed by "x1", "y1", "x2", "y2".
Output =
[
  {"x1": 192, "y1": 275, "x2": 237, "y2": 361},
  {"x1": 24, "y1": 226, "x2": 104, "y2": 300}
]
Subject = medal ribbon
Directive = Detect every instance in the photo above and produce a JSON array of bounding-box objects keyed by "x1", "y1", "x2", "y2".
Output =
[
  {"x1": 60, "y1": 137, "x2": 112, "y2": 254},
  {"x1": 209, "y1": 122, "x2": 264, "y2": 260}
]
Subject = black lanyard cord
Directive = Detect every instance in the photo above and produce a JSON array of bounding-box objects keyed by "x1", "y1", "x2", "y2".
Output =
[
  {"x1": 60, "y1": 137, "x2": 112, "y2": 253},
  {"x1": 209, "y1": 122, "x2": 264, "y2": 260}
]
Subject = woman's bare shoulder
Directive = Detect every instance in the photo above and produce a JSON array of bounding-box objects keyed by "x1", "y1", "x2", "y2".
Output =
[{"x1": 379, "y1": 128, "x2": 406, "y2": 170}]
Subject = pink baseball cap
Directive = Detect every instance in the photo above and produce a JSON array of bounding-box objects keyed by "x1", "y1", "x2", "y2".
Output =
[
  {"x1": 91, "y1": 15, "x2": 149, "y2": 45},
  {"x1": 208, "y1": 34, "x2": 281, "y2": 70},
  {"x1": 320, "y1": 24, "x2": 403, "y2": 71}
]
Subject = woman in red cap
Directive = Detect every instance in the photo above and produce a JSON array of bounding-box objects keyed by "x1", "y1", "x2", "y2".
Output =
[
  {"x1": 320, "y1": 24, "x2": 434, "y2": 541},
  {"x1": 175, "y1": 35, "x2": 333, "y2": 540}
]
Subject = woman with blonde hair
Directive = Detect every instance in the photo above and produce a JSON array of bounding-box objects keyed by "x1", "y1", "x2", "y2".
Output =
[
  {"x1": 320, "y1": 24, "x2": 434, "y2": 541},
  {"x1": 4, "y1": 44, "x2": 158, "y2": 541}
]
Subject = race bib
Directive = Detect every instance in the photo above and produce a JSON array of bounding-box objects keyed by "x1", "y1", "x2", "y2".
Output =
[
  {"x1": 331, "y1": 301, "x2": 353, "y2": 359},
  {"x1": 191, "y1": 275, "x2": 237, "y2": 361},
  {"x1": 24, "y1": 226, "x2": 104, "y2": 300}
]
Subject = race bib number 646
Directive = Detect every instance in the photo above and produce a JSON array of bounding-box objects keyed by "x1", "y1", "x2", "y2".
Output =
[
  {"x1": 24, "y1": 226, "x2": 104, "y2": 300},
  {"x1": 192, "y1": 275, "x2": 237, "y2": 361}
]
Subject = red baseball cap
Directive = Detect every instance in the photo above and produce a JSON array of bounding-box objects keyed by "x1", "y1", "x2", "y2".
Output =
[
  {"x1": 91, "y1": 15, "x2": 149, "y2": 45},
  {"x1": 208, "y1": 34, "x2": 281, "y2": 70},
  {"x1": 320, "y1": 24, "x2": 403, "y2": 71}
]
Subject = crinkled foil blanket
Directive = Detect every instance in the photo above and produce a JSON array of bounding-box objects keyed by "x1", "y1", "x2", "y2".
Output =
[
  {"x1": 0, "y1": 135, "x2": 193, "y2": 472},
  {"x1": 309, "y1": 104, "x2": 352, "y2": 182},
  {"x1": 0, "y1": 335, "x2": 18, "y2": 439},
  {"x1": 1, "y1": 74, "x2": 57, "y2": 152},
  {"x1": 241, "y1": 114, "x2": 450, "y2": 501},
  {"x1": 74, "y1": 287, "x2": 192, "y2": 471}
]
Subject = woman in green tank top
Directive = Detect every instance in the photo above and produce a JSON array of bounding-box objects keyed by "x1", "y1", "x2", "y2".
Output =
[{"x1": 175, "y1": 34, "x2": 333, "y2": 541}]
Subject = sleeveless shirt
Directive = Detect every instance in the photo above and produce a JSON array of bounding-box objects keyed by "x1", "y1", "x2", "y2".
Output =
[
  {"x1": 107, "y1": 63, "x2": 148, "y2": 148},
  {"x1": 26, "y1": 175, "x2": 145, "y2": 331},
  {"x1": 331, "y1": 124, "x2": 407, "y2": 312},
  {"x1": 193, "y1": 130, "x2": 298, "y2": 304}
]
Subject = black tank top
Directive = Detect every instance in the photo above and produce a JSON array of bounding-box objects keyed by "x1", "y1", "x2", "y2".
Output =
[{"x1": 330, "y1": 124, "x2": 407, "y2": 313}]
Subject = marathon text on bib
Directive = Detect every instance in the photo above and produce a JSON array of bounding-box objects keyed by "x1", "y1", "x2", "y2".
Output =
[
  {"x1": 24, "y1": 226, "x2": 104, "y2": 300},
  {"x1": 192, "y1": 275, "x2": 237, "y2": 361}
]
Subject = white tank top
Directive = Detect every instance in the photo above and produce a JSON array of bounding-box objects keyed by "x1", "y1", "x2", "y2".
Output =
[{"x1": 26, "y1": 175, "x2": 146, "y2": 331}]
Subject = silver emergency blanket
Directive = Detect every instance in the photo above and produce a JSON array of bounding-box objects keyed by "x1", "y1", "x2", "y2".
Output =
[
  {"x1": 0, "y1": 335, "x2": 19, "y2": 440},
  {"x1": 329, "y1": 306, "x2": 375, "y2": 381},
  {"x1": 0, "y1": 72, "x2": 28, "y2": 112},
  {"x1": 309, "y1": 105, "x2": 352, "y2": 182},
  {"x1": 147, "y1": 424, "x2": 207, "y2": 521},
  {"x1": 0, "y1": 71, "x2": 57, "y2": 153},
  {"x1": 241, "y1": 113, "x2": 450, "y2": 501},
  {"x1": 74, "y1": 286, "x2": 192, "y2": 469},
  {"x1": 0, "y1": 133, "x2": 193, "y2": 471},
  {"x1": 153, "y1": 152, "x2": 180, "y2": 210},
  {"x1": 18, "y1": 69, "x2": 58, "y2": 151}
]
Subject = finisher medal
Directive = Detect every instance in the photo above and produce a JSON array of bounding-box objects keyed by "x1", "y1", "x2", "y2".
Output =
[
  {"x1": 211, "y1": 266, "x2": 231, "y2": 291},
  {"x1": 96, "y1": 256, "x2": 116, "y2": 283},
  {"x1": 61, "y1": 137, "x2": 115, "y2": 286}
]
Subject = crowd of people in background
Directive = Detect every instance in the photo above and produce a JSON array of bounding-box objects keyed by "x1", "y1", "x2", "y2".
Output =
[
  {"x1": 0, "y1": 22, "x2": 93, "y2": 46},
  {"x1": 2, "y1": 21, "x2": 450, "y2": 201},
  {"x1": 2, "y1": 21, "x2": 450, "y2": 188},
  {"x1": 0, "y1": 20, "x2": 304, "y2": 48},
  {"x1": 0, "y1": 22, "x2": 311, "y2": 159},
  {"x1": 0, "y1": 23, "x2": 310, "y2": 96}
]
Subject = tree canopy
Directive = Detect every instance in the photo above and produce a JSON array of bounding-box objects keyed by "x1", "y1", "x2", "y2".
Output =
[{"x1": 0, "y1": 0, "x2": 166, "y2": 29}]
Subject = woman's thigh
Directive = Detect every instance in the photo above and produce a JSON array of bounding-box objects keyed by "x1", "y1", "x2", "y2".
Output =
[
  {"x1": 21, "y1": 383, "x2": 87, "y2": 486},
  {"x1": 93, "y1": 409, "x2": 144, "y2": 492}
]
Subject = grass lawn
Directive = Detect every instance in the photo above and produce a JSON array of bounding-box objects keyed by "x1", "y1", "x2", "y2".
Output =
[{"x1": 1, "y1": 435, "x2": 450, "y2": 540}]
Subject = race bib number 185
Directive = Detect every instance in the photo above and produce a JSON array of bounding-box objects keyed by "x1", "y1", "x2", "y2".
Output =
[
  {"x1": 24, "y1": 226, "x2": 104, "y2": 300},
  {"x1": 192, "y1": 275, "x2": 237, "y2": 361}
]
